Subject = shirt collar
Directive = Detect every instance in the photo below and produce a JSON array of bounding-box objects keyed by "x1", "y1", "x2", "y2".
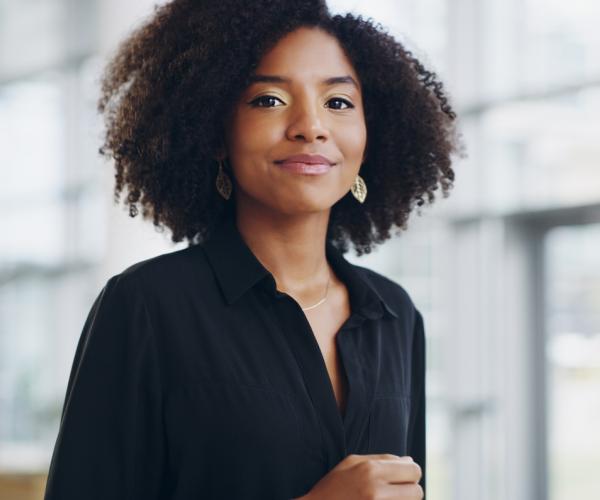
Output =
[{"x1": 202, "y1": 215, "x2": 399, "y2": 321}]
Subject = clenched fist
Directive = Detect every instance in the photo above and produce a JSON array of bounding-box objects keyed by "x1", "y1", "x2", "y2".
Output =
[{"x1": 297, "y1": 453, "x2": 423, "y2": 500}]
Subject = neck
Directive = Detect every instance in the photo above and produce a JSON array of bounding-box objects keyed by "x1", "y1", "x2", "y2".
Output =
[{"x1": 234, "y1": 201, "x2": 332, "y2": 297}]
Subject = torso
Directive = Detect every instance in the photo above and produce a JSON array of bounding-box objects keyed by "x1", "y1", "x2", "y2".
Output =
[{"x1": 302, "y1": 274, "x2": 351, "y2": 419}]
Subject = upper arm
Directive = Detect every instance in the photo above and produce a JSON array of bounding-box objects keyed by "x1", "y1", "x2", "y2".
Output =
[{"x1": 44, "y1": 273, "x2": 166, "y2": 499}]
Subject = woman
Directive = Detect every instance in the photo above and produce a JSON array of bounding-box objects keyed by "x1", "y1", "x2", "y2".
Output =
[{"x1": 44, "y1": 0, "x2": 459, "y2": 499}]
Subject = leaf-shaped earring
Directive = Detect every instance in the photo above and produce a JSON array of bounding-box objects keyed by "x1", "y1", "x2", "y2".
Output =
[
  {"x1": 350, "y1": 174, "x2": 367, "y2": 203},
  {"x1": 215, "y1": 158, "x2": 232, "y2": 200}
]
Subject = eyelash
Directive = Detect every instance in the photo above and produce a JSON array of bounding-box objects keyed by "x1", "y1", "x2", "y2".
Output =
[{"x1": 248, "y1": 95, "x2": 355, "y2": 110}]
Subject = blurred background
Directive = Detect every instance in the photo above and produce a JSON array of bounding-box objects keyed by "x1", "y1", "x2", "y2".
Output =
[{"x1": 1, "y1": 0, "x2": 599, "y2": 498}]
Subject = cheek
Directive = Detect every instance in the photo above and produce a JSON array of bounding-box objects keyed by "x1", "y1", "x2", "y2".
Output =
[
  {"x1": 338, "y1": 122, "x2": 367, "y2": 165},
  {"x1": 230, "y1": 113, "x2": 279, "y2": 154},
  {"x1": 226, "y1": 117, "x2": 277, "y2": 188}
]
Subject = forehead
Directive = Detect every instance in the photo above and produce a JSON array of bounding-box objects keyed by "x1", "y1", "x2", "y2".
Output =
[{"x1": 253, "y1": 27, "x2": 360, "y2": 83}]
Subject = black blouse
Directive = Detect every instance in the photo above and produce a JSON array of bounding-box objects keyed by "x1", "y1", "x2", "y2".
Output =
[{"x1": 44, "y1": 215, "x2": 426, "y2": 500}]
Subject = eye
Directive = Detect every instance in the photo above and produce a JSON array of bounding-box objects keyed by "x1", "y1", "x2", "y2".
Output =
[
  {"x1": 327, "y1": 97, "x2": 355, "y2": 110},
  {"x1": 247, "y1": 95, "x2": 355, "y2": 110},
  {"x1": 248, "y1": 95, "x2": 284, "y2": 108}
]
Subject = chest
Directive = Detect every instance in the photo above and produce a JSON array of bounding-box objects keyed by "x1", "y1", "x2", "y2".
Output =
[
  {"x1": 310, "y1": 330, "x2": 347, "y2": 417},
  {"x1": 303, "y1": 285, "x2": 352, "y2": 417},
  {"x1": 159, "y1": 286, "x2": 414, "y2": 496}
]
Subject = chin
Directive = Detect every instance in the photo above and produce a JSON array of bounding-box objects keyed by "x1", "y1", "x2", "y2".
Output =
[{"x1": 272, "y1": 199, "x2": 334, "y2": 216}]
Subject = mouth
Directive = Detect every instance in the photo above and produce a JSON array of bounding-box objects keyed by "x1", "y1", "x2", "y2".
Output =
[
  {"x1": 274, "y1": 153, "x2": 335, "y2": 176},
  {"x1": 274, "y1": 161, "x2": 333, "y2": 175}
]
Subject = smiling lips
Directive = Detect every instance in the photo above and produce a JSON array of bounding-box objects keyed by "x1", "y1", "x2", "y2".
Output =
[{"x1": 274, "y1": 154, "x2": 335, "y2": 175}]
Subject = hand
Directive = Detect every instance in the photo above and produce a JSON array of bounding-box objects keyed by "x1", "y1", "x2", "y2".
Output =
[{"x1": 301, "y1": 454, "x2": 423, "y2": 500}]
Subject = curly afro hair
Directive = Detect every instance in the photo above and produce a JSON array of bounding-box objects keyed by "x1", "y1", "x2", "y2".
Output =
[{"x1": 98, "y1": 0, "x2": 462, "y2": 255}]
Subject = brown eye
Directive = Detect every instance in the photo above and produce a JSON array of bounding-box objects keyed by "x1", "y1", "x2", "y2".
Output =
[
  {"x1": 249, "y1": 95, "x2": 284, "y2": 108},
  {"x1": 248, "y1": 95, "x2": 354, "y2": 110},
  {"x1": 327, "y1": 98, "x2": 354, "y2": 110}
]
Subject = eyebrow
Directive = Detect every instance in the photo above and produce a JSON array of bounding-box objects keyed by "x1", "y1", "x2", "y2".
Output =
[{"x1": 247, "y1": 74, "x2": 359, "y2": 90}]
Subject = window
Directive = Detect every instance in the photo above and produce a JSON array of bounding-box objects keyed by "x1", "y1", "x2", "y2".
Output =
[{"x1": 0, "y1": 0, "x2": 102, "y2": 472}]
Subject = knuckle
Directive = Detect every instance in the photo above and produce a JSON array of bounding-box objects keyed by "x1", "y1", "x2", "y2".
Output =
[
  {"x1": 413, "y1": 462, "x2": 422, "y2": 478},
  {"x1": 360, "y1": 460, "x2": 378, "y2": 478}
]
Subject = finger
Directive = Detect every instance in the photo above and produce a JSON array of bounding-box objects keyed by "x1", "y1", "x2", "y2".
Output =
[
  {"x1": 364, "y1": 453, "x2": 413, "y2": 462},
  {"x1": 340, "y1": 453, "x2": 414, "y2": 472},
  {"x1": 375, "y1": 459, "x2": 422, "y2": 484},
  {"x1": 384, "y1": 482, "x2": 424, "y2": 499}
]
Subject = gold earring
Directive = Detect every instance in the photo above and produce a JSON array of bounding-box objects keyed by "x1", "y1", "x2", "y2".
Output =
[
  {"x1": 350, "y1": 174, "x2": 367, "y2": 203},
  {"x1": 215, "y1": 158, "x2": 232, "y2": 200}
]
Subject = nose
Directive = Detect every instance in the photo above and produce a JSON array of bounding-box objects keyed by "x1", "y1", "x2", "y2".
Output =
[{"x1": 285, "y1": 98, "x2": 330, "y2": 143}]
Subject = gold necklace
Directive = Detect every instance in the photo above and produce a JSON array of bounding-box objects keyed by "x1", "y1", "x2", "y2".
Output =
[{"x1": 301, "y1": 268, "x2": 331, "y2": 312}]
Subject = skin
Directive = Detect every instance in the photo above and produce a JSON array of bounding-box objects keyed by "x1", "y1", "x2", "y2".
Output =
[
  {"x1": 217, "y1": 27, "x2": 422, "y2": 499},
  {"x1": 300, "y1": 454, "x2": 424, "y2": 500},
  {"x1": 219, "y1": 27, "x2": 365, "y2": 421},
  {"x1": 219, "y1": 26, "x2": 366, "y2": 306},
  {"x1": 220, "y1": 25, "x2": 366, "y2": 418}
]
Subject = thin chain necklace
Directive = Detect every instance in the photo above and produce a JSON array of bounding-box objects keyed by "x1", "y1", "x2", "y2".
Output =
[{"x1": 301, "y1": 268, "x2": 331, "y2": 312}]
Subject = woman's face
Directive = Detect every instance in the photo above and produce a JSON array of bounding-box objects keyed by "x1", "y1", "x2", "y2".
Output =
[{"x1": 223, "y1": 26, "x2": 367, "y2": 217}]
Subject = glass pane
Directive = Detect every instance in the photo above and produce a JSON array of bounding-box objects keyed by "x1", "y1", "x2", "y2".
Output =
[
  {"x1": 0, "y1": 0, "x2": 98, "y2": 79},
  {"x1": 522, "y1": 0, "x2": 600, "y2": 90},
  {"x1": 0, "y1": 0, "x2": 102, "y2": 477},
  {"x1": 0, "y1": 201, "x2": 66, "y2": 266},
  {"x1": 0, "y1": 0, "x2": 65, "y2": 78},
  {"x1": 461, "y1": 86, "x2": 600, "y2": 214},
  {"x1": 545, "y1": 223, "x2": 600, "y2": 499},
  {"x1": 0, "y1": 270, "x2": 97, "y2": 459},
  {"x1": 483, "y1": 0, "x2": 600, "y2": 98},
  {"x1": 0, "y1": 77, "x2": 65, "y2": 202}
]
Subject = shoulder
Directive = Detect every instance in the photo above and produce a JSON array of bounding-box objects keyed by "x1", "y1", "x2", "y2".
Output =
[
  {"x1": 351, "y1": 263, "x2": 419, "y2": 321},
  {"x1": 105, "y1": 244, "x2": 209, "y2": 297}
]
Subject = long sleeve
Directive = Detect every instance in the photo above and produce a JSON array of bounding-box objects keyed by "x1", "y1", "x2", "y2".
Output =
[
  {"x1": 407, "y1": 308, "x2": 426, "y2": 496},
  {"x1": 44, "y1": 273, "x2": 166, "y2": 499}
]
